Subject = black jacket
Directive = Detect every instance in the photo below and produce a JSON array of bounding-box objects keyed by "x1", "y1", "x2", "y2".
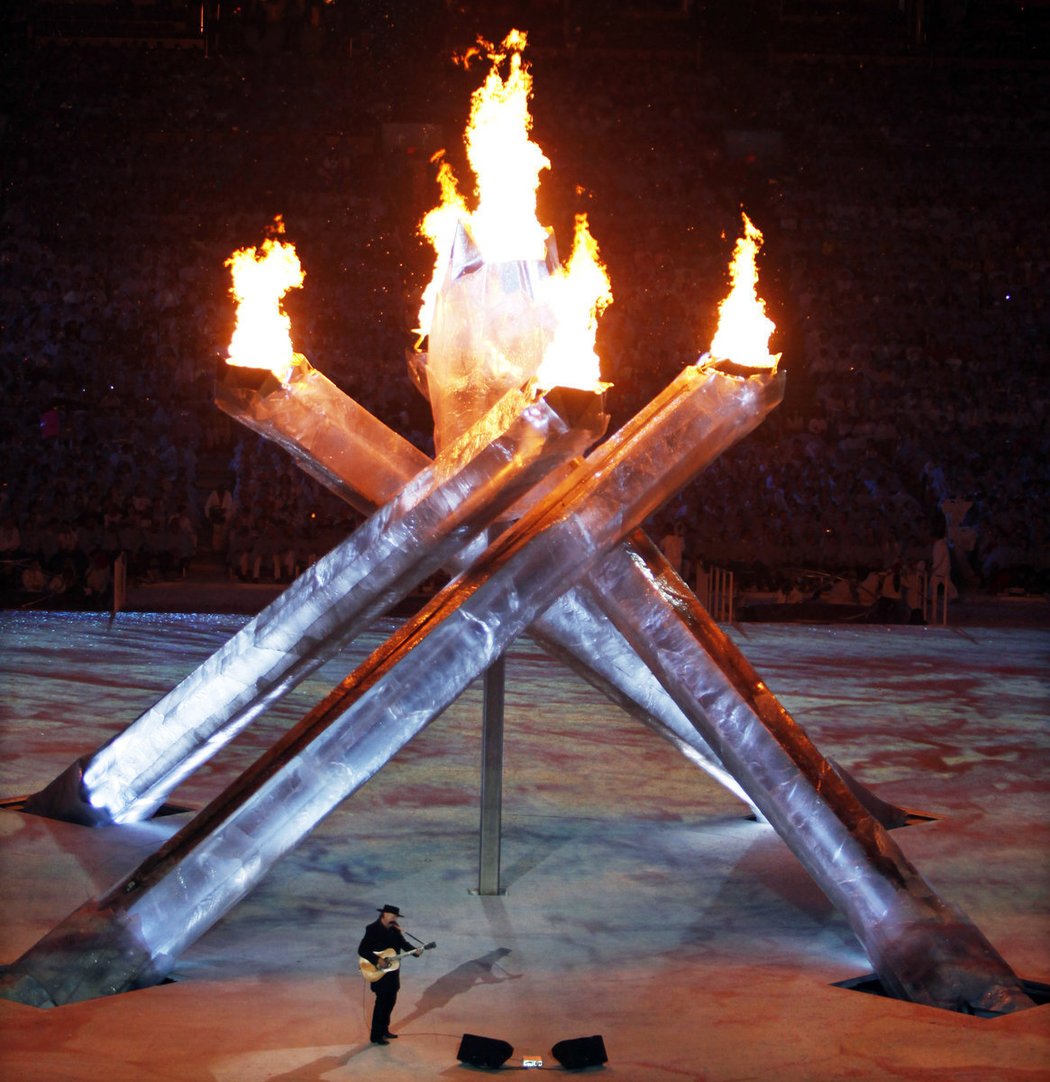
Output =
[{"x1": 358, "y1": 918, "x2": 413, "y2": 966}]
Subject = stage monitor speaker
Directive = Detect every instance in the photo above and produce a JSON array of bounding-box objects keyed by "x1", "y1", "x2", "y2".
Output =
[
  {"x1": 551, "y1": 1034, "x2": 608, "y2": 1070},
  {"x1": 457, "y1": 1032, "x2": 514, "y2": 1069}
]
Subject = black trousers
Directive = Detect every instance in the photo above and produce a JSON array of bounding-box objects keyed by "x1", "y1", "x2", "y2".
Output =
[{"x1": 369, "y1": 972, "x2": 399, "y2": 1041}]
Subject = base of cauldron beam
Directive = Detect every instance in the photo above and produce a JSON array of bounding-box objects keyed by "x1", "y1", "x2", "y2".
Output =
[
  {"x1": 833, "y1": 974, "x2": 1050, "y2": 1018},
  {"x1": 0, "y1": 610, "x2": 1047, "y2": 1079},
  {"x1": 0, "y1": 796, "x2": 194, "y2": 820}
]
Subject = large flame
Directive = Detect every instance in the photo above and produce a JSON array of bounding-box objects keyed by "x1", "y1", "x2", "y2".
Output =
[
  {"x1": 463, "y1": 28, "x2": 550, "y2": 263},
  {"x1": 416, "y1": 31, "x2": 611, "y2": 391},
  {"x1": 226, "y1": 228, "x2": 304, "y2": 385},
  {"x1": 708, "y1": 213, "x2": 778, "y2": 370},
  {"x1": 417, "y1": 30, "x2": 549, "y2": 335},
  {"x1": 536, "y1": 213, "x2": 613, "y2": 393}
]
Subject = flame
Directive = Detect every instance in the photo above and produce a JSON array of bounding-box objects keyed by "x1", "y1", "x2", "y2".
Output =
[
  {"x1": 415, "y1": 30, "x2": 611, "y2": 392},
  {"x1": 415, "y1": 30, "x2": 551, "y2": 334},
  {"x1": 535, "y1": 213, "x2": 613, "y2": 392},
  {"x1": 417, "y1": 156, "x2": 469, "y2": 342},
  {"x1": 463, "y1": 29, "x2": 549, "y2": 263},
  {"x1": 708, "y1": 213, "x2": 778, "y2": 370},
  {"x1": 225, "y1": 231, "x2": 304, "y2": 385}
]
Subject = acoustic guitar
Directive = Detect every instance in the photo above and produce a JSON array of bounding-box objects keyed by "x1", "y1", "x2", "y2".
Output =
[{"x1": 359, "y1": 942, "x2": 436, "y2": 983}]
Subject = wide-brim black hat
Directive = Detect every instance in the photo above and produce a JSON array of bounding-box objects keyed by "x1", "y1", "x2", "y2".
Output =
[{"x1": 377, "y1": 905, "x2": 403, "y2": 916}]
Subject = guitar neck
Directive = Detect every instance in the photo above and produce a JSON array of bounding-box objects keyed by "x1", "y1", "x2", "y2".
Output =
[
  {"x1": 383, "y1": 941, "x2": 435, "y2": 959},
  {"x1": 360, "y1": 941, "x2": 435, "y2": 983}
]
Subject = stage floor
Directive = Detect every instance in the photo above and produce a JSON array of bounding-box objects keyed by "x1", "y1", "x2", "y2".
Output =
[{"x1": 0, "y1": 610, "x2": 1047, "y2": 1080}]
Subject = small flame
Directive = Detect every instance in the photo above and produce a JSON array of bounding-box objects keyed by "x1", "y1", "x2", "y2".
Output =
[
  {"x1": 417, "y1": 156, "x2": 469, "y2": 341},
  {"x1": 226, "y1": 226, "x2": 304, "y2": 385},
  {"x1": 535, "y1": 213, "x2": 613, "y2": 392},
  {"x1": 708, "y1": 213, "x2": 778, "y2": 370}
]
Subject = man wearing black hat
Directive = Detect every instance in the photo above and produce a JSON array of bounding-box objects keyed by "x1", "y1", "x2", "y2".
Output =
[{"x1": 358, "y1": 905, "x2": 420, "y2": 1045}]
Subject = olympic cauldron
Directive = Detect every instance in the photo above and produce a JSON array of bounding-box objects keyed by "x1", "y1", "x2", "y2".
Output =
[
  {"x1": 3, "y1": 213, "x2": 1033, "y2": 1018},
  {"x1": 0, "y1": 26, "x2": 1034, "y2": 1017}
]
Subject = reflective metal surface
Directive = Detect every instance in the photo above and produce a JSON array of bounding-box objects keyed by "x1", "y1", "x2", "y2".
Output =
[
  {"x1": 589, "y1": 530, "x2": 1034, "y2": 1014},
  {"x1": 2, "y1": 363, "x2": 780, "y2": 1005},
  {"x1": 25, "y1": 385, "x2": 607, "y2": 827}
]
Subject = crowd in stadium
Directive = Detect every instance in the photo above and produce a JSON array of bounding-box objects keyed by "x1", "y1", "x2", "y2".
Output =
[{"x1": 1, "y1": 10, "x2": 1045, "y2": 614}]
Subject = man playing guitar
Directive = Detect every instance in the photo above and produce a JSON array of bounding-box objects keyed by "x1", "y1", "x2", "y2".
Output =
[{"x1": 357, "y1": 904, "x2": 422, "y2": 1045}]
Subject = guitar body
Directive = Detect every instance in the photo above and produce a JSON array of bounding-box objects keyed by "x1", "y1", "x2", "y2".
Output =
[
  {"x1": 359, "y1": 942, "x2": 436, "y2": 983},
  {"x1": 360, "y1": 948, "x2": 403, "y2": 984}
]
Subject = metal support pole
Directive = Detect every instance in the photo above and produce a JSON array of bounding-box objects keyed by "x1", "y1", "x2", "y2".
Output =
[{"x1": 477, "y1": 654, "x2": 506, "y2": 896}]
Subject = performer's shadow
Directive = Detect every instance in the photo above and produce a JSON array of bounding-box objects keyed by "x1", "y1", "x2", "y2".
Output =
[
  {"x1": 264, "y1": 1051, "x2": 360, "y2": 1080},
  {"x1": 259, "y1": 951, "x2": 520, "y2": 1078},
  {"x1": 398, "y1": 946, "x2": 521, "y2": 1028}
]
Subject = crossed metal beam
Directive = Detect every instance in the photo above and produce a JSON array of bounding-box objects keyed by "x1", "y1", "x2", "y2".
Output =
[{"x1": 3, "y1": 248, "x2": 1032, "y2": 1015}]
